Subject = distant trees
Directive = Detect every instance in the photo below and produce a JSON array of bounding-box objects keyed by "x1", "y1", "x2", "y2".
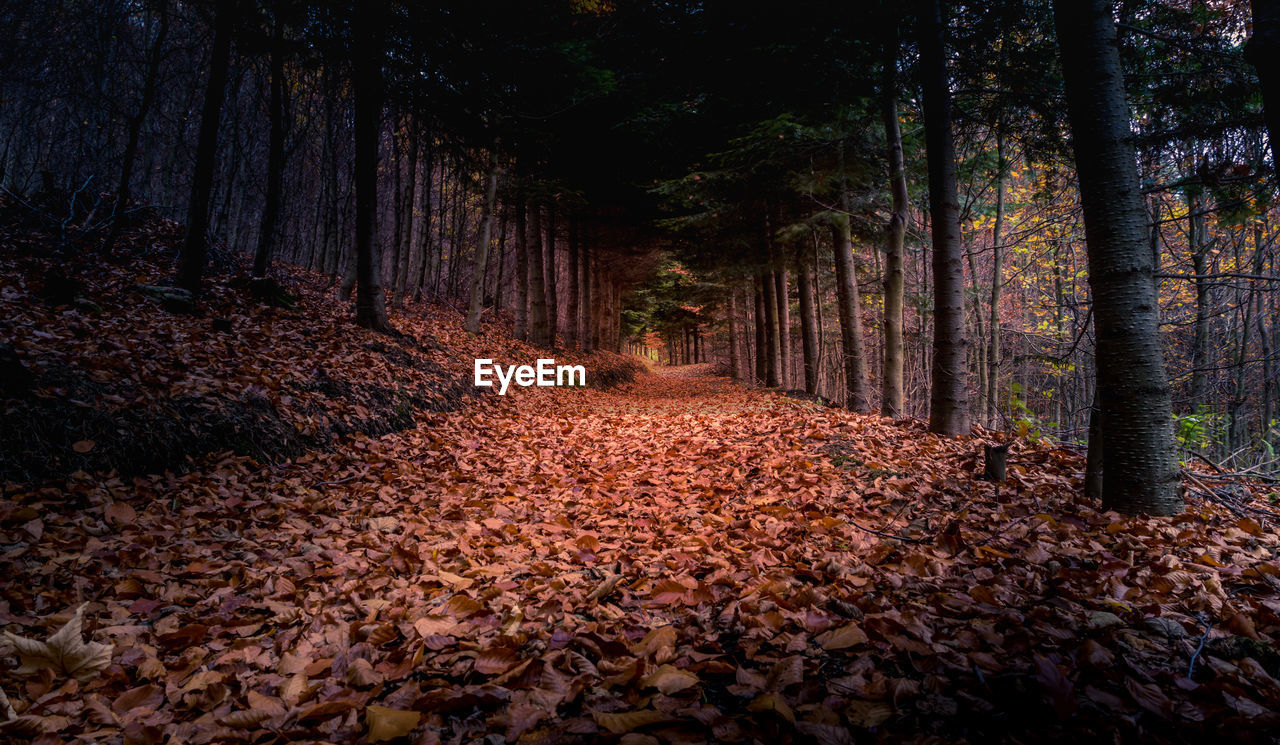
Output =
[{"x1": 3, "y1": 0, "x2": 1277, "y2": 499}]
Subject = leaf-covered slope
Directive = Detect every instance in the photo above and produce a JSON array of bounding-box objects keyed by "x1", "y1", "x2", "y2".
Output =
[{"x1": 0, "y1": 199, "x2": 635, "y2": 483}]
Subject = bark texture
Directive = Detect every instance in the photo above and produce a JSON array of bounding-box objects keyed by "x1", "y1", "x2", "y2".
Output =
[
  {"x1": 917, "y1": 0, "x2": 970, "y2": 434},
  {"x1": 1247, "y1": 0, "x2": 1280, "y2": 183},
  {"x1": 796, "y1": 246, "x2": 820, "y2": 395},
  {"x1": 832, "y1": 217, "x2": 870, "y2": 411},
  {"x1": 465, "y1": 158, "x2": 499, "y2": 334},
  {"x1": 881, "y1": 43, "x2": 907, "y2": 417},
  {"x1": 527, "y1": 202, "x2": 551, "y2": 347},
  {"x1": 351, "y1": 2, "x2": 390, "y2": 331},
  {"x1": 1054, "y1": 0, "x2": 1181, "y2": 515},
  {"x1": 176, "y1": 0, "x2": 233, "y2": 292}
]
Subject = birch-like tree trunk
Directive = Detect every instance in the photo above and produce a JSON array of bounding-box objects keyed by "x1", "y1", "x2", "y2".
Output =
[{"x1": 1054, "y1": 0, "x2": 1180, "y2": 514}]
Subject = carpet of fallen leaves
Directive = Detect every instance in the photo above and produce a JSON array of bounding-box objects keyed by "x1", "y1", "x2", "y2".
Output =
[
  {"x1": 6, "y1": 355, "x2": 1280, "y2": 743},
  {"x1": 4, "y1": 203, "x2": 1280, "y2": 745}
]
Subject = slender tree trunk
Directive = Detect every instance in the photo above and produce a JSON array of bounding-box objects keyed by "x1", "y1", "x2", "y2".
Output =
[
  {"x1": 393, "y1": 126, "x2": 418, "y2": 305},
  {"x1": 797, "y1": 244, "x2": 820, "y2": 394},
  {"x1": 1257, "y1": 225, "x2": 1275, "y2": 442},
  {"x1": 1247, "y1": 0, "x2": 1280, "y2": 183},
  {"x1": 545, "y1": 204, "x2": 559, "y2": 349},
  {"x1": 412, "y1": 143, "x2": 433, "y2": 300},
  {"x1": 566, "y1": 217, "x2": 580, "y2": 350},
  {"x1": 771, "y1": 238, "x2": 792, "y2": 388},
  {"x1": 729, "y1": 286, "x2": 742, "y2": 380},
  {"x1": 491, "y1": 208, "x2": 508, "y2": 310},
  {"x1": 832, "y1": 216, "x2": 872, "y2": 411},
  {"x1": 527, "y1": 201, "x2": 551, "y2": 347},
  {"x1": 881, "y1": 37, "x2": 907, "y2": 418},
  {"x1": 987, "y1": 133, "x2": 1006, "y2": 425},
  {"x1": 762, "y1": 270, "x2": 781, "y2": 387},
  {"x1": 176, "y1": 0, "x2": 234, "y2": 293},
  {"x1": 1054, "y1": 0, "x2": 1180, "y2": 514},
  {"x1": 967, "y1": 248, "x2": 988, "y2": 423},
  {"x1": 1188, "y1": 190, "x2": 1211, "y2": 405},
  {"x1": 465, "y1": 156, "x2": 499, "y2": 334},
  {"x1": 104, "y1": 0, "x2": 169, "y2": 254},
  {"x1": 754, "y1": 276, "x2": 768, "y2": 385},
  {"x1": 580, "y1": 239, "x2": 593, "y2": 353},
  {"x1": 253, "y1": 12, "x2": 285, "y2": 278},
  {"x1": 514, "y1": 200, "x2": 528, "y2": 340},
  {"x1": 917, "y1": 0, "x2": 970, "y2": 434},
  {"x1": 1085, "y1": 389, "x2": 1103, "y2": 502},
  {"x1": 352, "y1": 3, "x2": 391, "y2": 331}
]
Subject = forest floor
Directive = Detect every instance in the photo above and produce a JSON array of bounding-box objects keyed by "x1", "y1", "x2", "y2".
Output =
[{"x1": 4, "y1": 205, "x2": 1280, "y2": 744}]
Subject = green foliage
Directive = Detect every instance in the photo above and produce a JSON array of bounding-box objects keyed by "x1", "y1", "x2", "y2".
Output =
[
  {"x1": 1173, "y1": 406, "x2": 1226, "y2": 453},
  {"x1": 1008, "y1": 382, "x2": 1052, "y2": 442}
]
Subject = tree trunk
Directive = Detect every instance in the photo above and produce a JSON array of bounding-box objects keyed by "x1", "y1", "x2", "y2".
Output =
[
  {"x1": 176, "y1": 0, "x2": 234, "y2": 293},
  {"x1": 1247, "y1": 0, "x2": 1280, "y2": 183},
  {"x1": 580, "y1": 238, "x2": 593, "y2": 353},
  {"x1": 762, "y1": 270, "x2": 781, "y2": 387},
  {"x1": 252, "y1": 12, "x2": 285, "y2": 278},
  {"x1": 104, "y1": 0, "x2": 169, "y2": 255},
  {"x1": 527, "y1": 202, "x2": 551, "y2": 347},
  {"x1": 754, "y1": 276, "x2": 768, "y2": 385},
  {"x1": 917, "y1": 0, "x2": 970, "y2": 434},
  {"x1": 545, "y1": 205, "x2": 559, "y2": 349},
  {"x1": 1054, "y1": 0, "x2": 1181, "y2": 515},
  {"x1": 514, "y1": 200, "x2": 529, "y2": 340},
  {"x1": 352, "y1": 3, "x2": 391, "y2": 331},
  {"x1": 987, "y1": 133, "x2": 1006, "y2": 425},
  {"x1": 1188, "y1": 189, "x2": 1210, "y2": 405},
  {"x1": 796, "y1": 244, "x2": 820, "y2": 395},
  {"x1": 392, "y1": 125, "x2": 418, "y2": 305},
  {"x1": 728, "y1": 286, "x2": 742, "y2": 380},
  {"x1": 411, "y1": 143, "x2": 433, "y2": 300},
  {"x1": 1085, "y1": 390, "x2": 1103, "y2": 502},
  {"x1": 771, "y1": 241, "x2": 791, "y2": 388},
  {"x1": 881, "y1": 35, "x2": 907, "y2": 418},
  {"x1": 1257, "y1": 225, "x2": 1275, "y2": 443},
  {"x1": 832, "y1": 216, "x2": 871, "y2": 411},
  {"x1": 566, "y1": 217, "x2": 580, "y2": 349},
  {"x1": 465, "y1": 156, "x2": 499, "y2": 334},
  {"x1": 491, "y1": 207, "x2": 508, "y2": 310}
]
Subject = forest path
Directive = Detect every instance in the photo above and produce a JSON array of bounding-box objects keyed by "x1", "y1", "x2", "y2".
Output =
[{"x1": 11, "y1": 364, "x2": 1275, "y2": 742}]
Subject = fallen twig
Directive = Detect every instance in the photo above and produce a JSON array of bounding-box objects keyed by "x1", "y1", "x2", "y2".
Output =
[
  {"x1": 312, "y1": 474, "x2": 359, "y2": 488},
  {"x1": 1187, "y1": 615, "x2": 1212, "y2": 680}
]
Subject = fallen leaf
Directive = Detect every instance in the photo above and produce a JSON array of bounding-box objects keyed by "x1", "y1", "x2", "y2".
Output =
[
  {"x1": 3, "y1": 604, "x2": 113, "y2": 681},
  {"x1": 365, "y1": 705, "x2": 421, "y2": 742}
]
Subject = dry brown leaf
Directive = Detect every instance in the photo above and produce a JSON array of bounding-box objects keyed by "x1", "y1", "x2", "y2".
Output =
[
  {"x1": 346, "y1": 657, "x2": 384, "y2": 688},
  {"x1": 592, "y1": 709, "x2": 674, "y2": 734},
  {"x1": 220, "y1": 708, "x2": 274, "y2": 728},
  {"x1": 845, "y1": 700, "x2": 893, "y2": 728},
  {"x1": 365, "y1": 705, "x2": 421, "y2": 742},
  {"x1": 2, "y1": 604, "x2": 113, "y2": 681},
  {"x1": 817, "y1": 622, "x2": 868, "y2": 651},
  {"x1": 640, "y1": 664, "x2": 699, "y2": 695}
]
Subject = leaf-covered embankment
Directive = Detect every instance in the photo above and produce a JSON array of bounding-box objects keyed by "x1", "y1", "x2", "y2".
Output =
[{"x1": 0, "y1": 199, "x2": 635, "y2": 483}]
